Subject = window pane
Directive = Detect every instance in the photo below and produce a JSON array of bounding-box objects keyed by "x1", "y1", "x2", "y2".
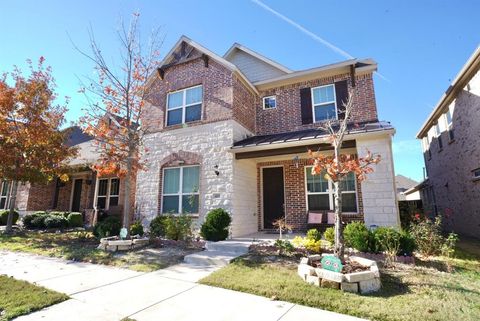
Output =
[
  {"x1": 110, "y1": 179, "x2": 120, "y2": 196},
  {"x1": 186, "y1": 86, "x2": 202, "y2": 105},
  {"x1": 263, "y1": 97, "x2": 276, "y2": 109},
  {"x1": 340, "y1": 172, "x2": 356, "y2": 191},
  {"x1": 97, "y1": 196, "x2": 106, "y2": 209},
  {"x1": 98, "y1": 179, "x2": 108, "y2": 196},
  {"x1": 313, "y1": 85, "x2": 334, "y2": 104},
  {"x1": 314, "y1": 103, "x2": 336, "y2": 121},
  {"x1": 185, "y1": 104, "x2": 201, "y2": 122},
  {"x1": 341, "y1": 193, "x2": 357, "y2": 212},
  {"x1": 0, "y1": 198, "x2": 6, "y2": 209},
  {"x1": 1, "y1": 181, "x2": 9, "y2": 196},
  {"x1": 306, "y1": 169, "x2": 328, "y2": 193},
  {"x1": 164, "y1": 168, "x2": 180, "y2": 194},
  {"x1": 446, "y1": 110, "x2": 452, "y2": 124},
  {"x1": 308, "y1": 194, "x2": 330, "y2": 211},
  {"x1": 162, "y1": 195, "x2": 179, "y2": 213},
  {"x1": 182, "y1": 166, "x2": 199, "y2": 193},
  {"x1": 167, "y1": 109, "x2": 183, "y2": 126},
  {"x1": 167, "y1": 91, "x2": 183, "y2": 109},
  {"x1": 182, "y1": 195, "x2": 199, "y2": 214},
  {"x1": 109, "y1": 196, "x2": 119, "y2": 207}
]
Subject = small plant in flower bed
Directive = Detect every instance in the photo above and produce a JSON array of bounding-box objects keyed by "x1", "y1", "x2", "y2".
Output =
[
  {"x1": 292, "y1": 229, "x2": 323, "y2": 254},
  {"x1": 148, "y1": 214, "x2": 193, "y2": 241},
  {"x1": 0, "y1": 210, "x2": 19, "y2": 225},
  {"x1": 130, "y1": 220, "x2": 144, "y2": 236},
  {"x1": 274, "y1": 239, "x2": 295, "y2": 255},
  {"x1": 93, "y1": 216, "x2": 122, "y2": 238},
  {"x1": 323, "y1": 227, "x2": 335, "y2": 246},
  {"x1": 409, "y1": 215, "x2": 458, "y2": 257}
]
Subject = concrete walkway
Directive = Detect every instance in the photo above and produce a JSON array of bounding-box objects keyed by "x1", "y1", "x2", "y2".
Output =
[{"x1": 0, "y1": 251, "x2": 365, "y2": 321}]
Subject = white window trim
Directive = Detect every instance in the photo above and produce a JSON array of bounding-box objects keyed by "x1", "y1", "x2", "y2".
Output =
[
  {"x1": 161, "y1": 165, "x2": 200, "y2": 214},
  {"x1": 262, "y1": 95, "x2": 276, "y2": 110},
  {"x1": 94, "y1": 177, "x2": 120, "y2": 211},
  {"x1": 304, "y1": 167, "x2": 358, "y2": 213},
  {"x1": 165, "y1": 85, "x2": 203, "y2": 126},
  {"x1": 311, "y1": 84, "x2": 338, "y2": 123},
  {"x1": 0, "y1": 180, "x2": 13, "y2": 210}
]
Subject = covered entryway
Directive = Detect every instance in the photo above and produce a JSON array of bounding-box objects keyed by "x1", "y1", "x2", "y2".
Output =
[{"x1": 261, "y1": 166, "x2": 285, "y2": 229}]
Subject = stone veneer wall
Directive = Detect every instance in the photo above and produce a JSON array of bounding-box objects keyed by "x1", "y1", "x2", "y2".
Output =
[
  {"x1": 356, "y1": 134, "x2": 399, "y2": 227},
  {"x1": 135, "y1": 120, "x2": 253, "y2": 232}
]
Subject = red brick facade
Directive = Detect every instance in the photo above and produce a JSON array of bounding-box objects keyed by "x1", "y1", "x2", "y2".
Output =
[
  {"x1": 257, "y1": 158, "x2": 364, "y2": 231},
  {"x1": 255, "y1": 73, "x2": 378, "y2": 135}
]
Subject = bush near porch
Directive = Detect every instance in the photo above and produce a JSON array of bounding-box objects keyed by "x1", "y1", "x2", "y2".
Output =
[
  {"x1": 23, "y1": 211, "x2": 83, "y2": 229},
  {"x1": 0, "y1": 210, "x2": 19, "y2": 226}
]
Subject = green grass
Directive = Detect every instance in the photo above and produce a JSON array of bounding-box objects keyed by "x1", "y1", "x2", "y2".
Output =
[
  {"x1": 200, "y1": 239, "x2": 480, "y2": 321},
  {"x1": 0, "y1": 275, "x2": 68, "y2": 321},
  {"x1": 0, "y1": 231, "x2": 171, "y2": 272}
]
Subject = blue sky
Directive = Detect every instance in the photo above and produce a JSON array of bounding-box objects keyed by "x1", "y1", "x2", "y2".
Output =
[{"x1": 1, "y1": 0, "x2": 478, "y2": 182}]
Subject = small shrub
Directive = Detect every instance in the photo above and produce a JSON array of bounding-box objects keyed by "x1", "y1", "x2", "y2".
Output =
[
  {"x1": 164, "y1": 214, "x2": 193, "y2": 241},
  {"x1": 399, "y1": 230, "x2": 416, "y2": 256},
  {"x1": 44, "y1": 215, "x2": 69, "y2": 229},
  {"x1": 0, "y1": 210, "x2": 19, "y2": 225},
  {"x1": 374, "y1": 227, "x2": 401, "y2": 265},
  {"x1": 49, "y1": 211, "x2": 69, "y2": 218},
  {"x1": 67, "y1": 212, "x2": 83, "y2": 227},
  {"x1": 306, "y1": 228, "x2": 321, "y2": 242},
  {"x1": 323, "y1": 227, "x2": 335, "y2": 246},
  {"x1": 130, "y1": 220, "x2": 144, "y2": 236},
  {"x1": 93, "y1": 216, "x2": 122, "y2": 238},
  {"x1": 441, "y1": 233, "x2": 459, "y2": 272},
  {"x1": 149, "y1": 215, "x2": 167, "y2": 238},
  {"x1": 274, "y1": 239, "x2": 294, "y2": 255},
  {"x1": 304, "y1": 238, "x2": 322, "y2": 254},
  {"x1": 200, "y1": 208, "x2": 231, "y2": 241},
  {"x1": 292, "y1": 236, "x2": 307, "y2": 248},
  {"x1": 344, "y1": 222, "x2": 371, "y2": 252},
  {"x1": 410, "y1": 216, "x2": 445, "y2": 256},
  {"x1": 23, "y1": 212, "x2": 48, "y2": 229}
]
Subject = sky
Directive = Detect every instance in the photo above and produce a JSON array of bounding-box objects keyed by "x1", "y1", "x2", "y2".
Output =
[{"x1": 1, "y1": 0, "x2": 478, "y2": 182}]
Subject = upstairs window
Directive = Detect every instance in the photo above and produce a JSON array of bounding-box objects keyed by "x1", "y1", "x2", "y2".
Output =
[
  {"x1": 263, "y1": 96, "x2": 276, "y2": 109},
  {"x1": 305, "y1": 168, "x2": 357, "y2": 213},
  {"x1": 166, "y1": 85, "x2": 202, "y2": 126},
  {"x1": 434, "y1": 122, "x2": 443, "y2": 150},
  {"x1": 162, "y1": 166, "x2": 200, "y2": 214},
  {"x1": 311, "y1": 84, "x2": 337, "y2": 122},
  {"x1": 473, "y1": 168, "x2": 480, "y2": 180},
  {"x1": 445, "y1": 109, "x2": 454, "y2": 141}
]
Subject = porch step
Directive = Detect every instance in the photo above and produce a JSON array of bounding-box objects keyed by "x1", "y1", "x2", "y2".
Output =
[
  {"x1": 183, "y1": 250, "x2": 239, "y2": 266},
  {"x1": 205, "y1": 240, "x2": 251, "y2": 255}
]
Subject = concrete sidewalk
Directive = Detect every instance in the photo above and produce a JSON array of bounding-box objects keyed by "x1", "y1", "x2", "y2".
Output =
[{"x1": 0, "y1": 251, "x2": 365, "y2": 321}]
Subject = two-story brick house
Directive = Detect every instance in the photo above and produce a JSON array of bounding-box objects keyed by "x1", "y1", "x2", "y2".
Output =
[
  {"x1": 135, "y1": 36, "x2": 399, "y2": 237},
  {"x1": 416, "y1": 45, "x2": 480, "y2": 237}
]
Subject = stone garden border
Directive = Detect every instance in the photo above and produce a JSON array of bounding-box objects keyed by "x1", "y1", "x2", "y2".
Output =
[
  {"x1": 297, "y1": 255, "x2": 381, "y2": 294},
  {"x1": 97, "y1": 236, "x2": 150, "y2": 252}
]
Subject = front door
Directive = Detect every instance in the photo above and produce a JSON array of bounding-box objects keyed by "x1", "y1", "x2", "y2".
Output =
[
  {"x1": 71, "y1": 179, "x2": 83, "y2": 212},
  {"x1": 262, "y1": 167, "x2": 285, "y2": 229}
]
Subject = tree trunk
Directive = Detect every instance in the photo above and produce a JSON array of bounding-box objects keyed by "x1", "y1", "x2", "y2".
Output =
[
  {"x1": 333, "y1": 180, "x2": 344, "y2": 261},
  {"x1": 5, "y1": 180, "x2": 19, "y2": 234},
  {"x1": 123, "y1": 157, "x2": 132, "y2": 238}
]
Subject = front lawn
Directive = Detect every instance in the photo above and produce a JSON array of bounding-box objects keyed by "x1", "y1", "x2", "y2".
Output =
[
  {"x1": 0, "y1": 231, "x2": 198, "y2": 272},
  {"x1": 200, "y1": 239, "x2": 480, "y2": 321},
  {"x1": 0, "y1": 275, "x2": 68, "y2": 321}
]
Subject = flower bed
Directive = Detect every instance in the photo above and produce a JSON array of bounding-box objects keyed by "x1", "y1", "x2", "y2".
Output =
[{"x1": 297, "y1": 255, "x2": 381, "y2": 294}]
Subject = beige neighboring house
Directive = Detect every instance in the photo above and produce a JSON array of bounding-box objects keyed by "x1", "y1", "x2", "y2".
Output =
[
  {"x1": 416, "y1": 45, "x2": 480, "y2": 237},
  {"x1": 395, "y1": 175, "x2": 420, "y2": 201}
]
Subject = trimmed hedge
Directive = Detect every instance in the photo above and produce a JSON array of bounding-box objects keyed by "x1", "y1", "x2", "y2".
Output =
[
  {"x1": 93, "y1": 216, "x2": 122, "y2": 238},
  {"x1": 0, "y1": 210, "x2": 19, "y2": 225},
  {"x1": 67, "y1": 212, "x2": 83, "y2": 227},
  {"x1": 44, "y1": 215, "x2": 69, "y2": 229},
  {"x1": 200, "y1": 209, "x2": 231, "y2": 242},
  {"x1": 23, "y1": 211, "x2": 83, "y2": 229}
]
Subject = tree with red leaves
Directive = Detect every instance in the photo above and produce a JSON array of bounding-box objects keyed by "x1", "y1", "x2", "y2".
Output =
[
  {"x1": 76, "y1": 13, "x2": 163, "y2": 236},
  {"x1": 0, "y1": 58, "x2": 75, "y2": 234},
  {"x1": 309, "y1": 92, "x2": 381, "y2": 260}
]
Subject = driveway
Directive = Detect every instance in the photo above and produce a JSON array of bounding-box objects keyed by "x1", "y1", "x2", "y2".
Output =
[{"x1": 0, "y1": 251, "x2": 364, "y2": 321}]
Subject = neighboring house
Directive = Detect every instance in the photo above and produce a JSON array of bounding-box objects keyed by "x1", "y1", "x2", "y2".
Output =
[
  {"x1": 135, "y1": 36, "x2": 399, "y2": 236},
  {"x1": 395, "y1": 175, "x2": 420, "y2": 201},
  {"x1": 416, "y1": 45, "x2": 480, "y2": 237},
  {"x1": 1, "y1": 126, "x2": 134, "y2": 223}
]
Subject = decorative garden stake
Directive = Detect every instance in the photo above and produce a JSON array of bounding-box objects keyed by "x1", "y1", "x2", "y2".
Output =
[
  {"x1": 309, "y1": 92, "x2": 381, "y2": 261},
  {"x1": 321, "y1": 255, "x2": 343, "y2": 273}
]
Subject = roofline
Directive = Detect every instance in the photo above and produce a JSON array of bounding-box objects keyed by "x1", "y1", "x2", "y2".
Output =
[
  {"x1": 230, "y1": 127, "x2": 395, "y2": 154},
  {"x1": 416, "y1": 45, "x2": 480, "y2": 138},
  {"x1": 223, "y1": 43, "x2": 293, "y2": 74},
  {"x1": 153, "y1": 35, "x2": 259, "y2": 95},
  {"x1": 252, "y1": 59, "x2": 377, "y2": 91}
]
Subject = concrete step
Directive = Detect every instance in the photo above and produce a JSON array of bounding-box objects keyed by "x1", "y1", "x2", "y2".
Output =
[
  {"x1": 205, "y1": 240, "x2": 251, "y2": 255},
  {"x1": 183, "y1": 250, "x2": 239, "y2": 266}
]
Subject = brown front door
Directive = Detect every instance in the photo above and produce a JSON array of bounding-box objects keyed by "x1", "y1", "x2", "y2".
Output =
[
  {"x1": 71, "y1": 179, "x2": 83, "y2": 212},
  {"x1": 262, "y1": 167, "x2": 285, "y2": 229}
]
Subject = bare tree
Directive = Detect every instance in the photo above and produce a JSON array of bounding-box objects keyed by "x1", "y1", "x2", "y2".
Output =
[
  {"x1": 309, "y1": 92, "x2": 381, "y2": 260},
  {"x1": 75, "y1": 13, "x2": 163, "y2": 236}
]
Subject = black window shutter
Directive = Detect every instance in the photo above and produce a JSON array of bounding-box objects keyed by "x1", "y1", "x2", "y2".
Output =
[
  {"x1": 300, "y1": 87, "x2": 313, "y2": 124},
  {"x1": 335, "y1": 80, "x2": 349, "y2": 119}
]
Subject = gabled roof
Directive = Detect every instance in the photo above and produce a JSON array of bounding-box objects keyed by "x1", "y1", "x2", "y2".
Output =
[
  {"x1": 224, "y1": 43, "x2": 292, "y2": 74},
  {"x1": 64, "y1": 126, "x2": 92, "y2": 147},
  {"x1": 395, "y1": 175, "x2": 419, "y2": 191},
  {"x1": 417, "y1": 45, "x2": 480, "y2": 138},
  {"x1": 157, "y1": 36, "x2": 259, "y2": 95}
]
